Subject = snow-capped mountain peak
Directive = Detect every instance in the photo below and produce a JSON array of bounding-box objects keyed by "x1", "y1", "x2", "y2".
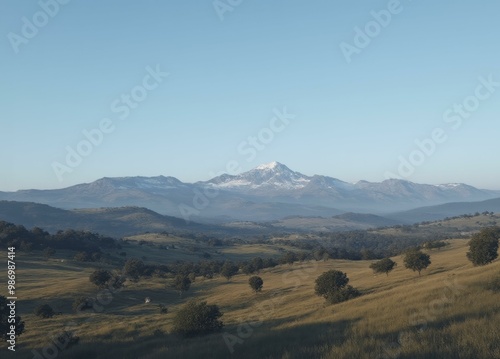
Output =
[
  {"x1": 205, "y1": 162, "x2": 311, "y2": 190},
  {"x1": 256, "y1": 161, "x2": 281, "y2": 170}
]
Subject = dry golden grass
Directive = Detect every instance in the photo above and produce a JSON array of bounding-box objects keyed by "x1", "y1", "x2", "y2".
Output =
[{"x1": 3, "y1": 238, "x2": 500, "y2": 358}]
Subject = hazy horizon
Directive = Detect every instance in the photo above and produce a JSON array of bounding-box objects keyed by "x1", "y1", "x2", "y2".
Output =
[{"x1": 2, "y1": 160, "x2": 500, "y2": 192}]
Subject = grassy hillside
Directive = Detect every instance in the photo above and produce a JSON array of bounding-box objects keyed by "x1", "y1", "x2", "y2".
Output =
[{"x1": 4, "y1": 238, "x2": 499, "y2": 358}]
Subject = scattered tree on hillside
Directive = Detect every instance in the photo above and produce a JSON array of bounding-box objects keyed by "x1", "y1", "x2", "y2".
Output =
[
  {"x1": 423, "y1": 241, "x2": 448, "y2": 250},
  {"x1": 466, "y1": 227, "x2": 500, "y2": 266},
  {"x1": 314, "y1": 270, "x2": 361, "y2": 304},
  {"x1": 171, "y1": 275, "x2": 191, "y2": 296},
  {"x1": 34, "y1": 304, "x2": 55, "y2": 318},
  {"x1": 172, "y1": 300, "x2": 224, "y2": 337},
  {"x1": 280, "y1": 251, "x2": 298, "y2": 265},
  {"x1": 43, "y1": 247, "x2": 56, "y2": 259},
  {"x1": 220, "y1": 261, "x2": 239, "y2": 281},
  {"x1": 248, "y1": 276, "x2": 264, "y2": 293},
  {"x1": 0, "y1": 296, "x2": 24, "y2": 339},
  {"x1": 241, "y1": 262, "x2": 256, "y2": 275},
  {"x1": 123, "y1": 258, "x2": 146, "y2": 281},
  {"x1": 403, "y1": 249, "x2": 431, "y2": 276},
  {"x1": 370, "y1": 258, "x2": 397, "y2": 276},
  {"x1": 89, "y1": 269, "x2": 113, "y2": 288}
]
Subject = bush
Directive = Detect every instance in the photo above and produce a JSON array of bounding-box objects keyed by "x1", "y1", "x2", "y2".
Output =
[
  {"x1": 172, "y1": 300, "x2": 224, "y2": 337},
  {"x1": 44, "y1": 247, "x2": 56, "y2": 259},
  {"x1": 73, "y1": 297, "x2": 94, "y2": 312},
  {"x1": 89, "y1": 269, "x2": 112, "y2": 288},
  {"x1": 315, "y1": 270, "x2": 360, "y2": 304},
  {"x1": 171, "y1": 275, "x2": 191, "y2": 296},
  {"x1": 158, "y1": 304, "x2": 168, "y2": 314},
  {"x1": 55, "y1": 331, "x2": 79, "y2": 349},
  {"x1": 249, "y1": 276, "x2": 264, "y2": 293},
  {"x1": 34, "y1": 304, "x2": 55, "y2": 318},
  {"x1": 123, "y1": 258, "x2": 146, "y2": 281},
  {"x1": 74, "y1": 251, "x2": 91, "y2": 262},
  {"x1": 326, "y1": 285, "x2": 361, "y2": 304}
]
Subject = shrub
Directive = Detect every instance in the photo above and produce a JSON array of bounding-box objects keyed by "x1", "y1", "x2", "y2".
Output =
[
  {"x1": 89, "y1": 269, "x2": 112, "y2": 288},
  {"x1": 171, "y1": 275, "x2": 191, "y2": 296},
  {"x1": 326, "y1": 285, "x2": 361, "y2": 304},
  {"x1": 44, "y1": 247, "x2": 56, "y2": 259},
  {"x1": 56, "y1": 331, "x2": 79, "y2": 349},
  {"x1": 73, "y1": 297, "x2": 94, "y2": 313},
  {"x1": 249, "y1": 276, "x2": 264, "y2": 293},
  {"x1": 34, "y1": 304, "x2": 55, "y2": 318},
  {"x1": 123, "y1": 259, "x2": 146, "y2": 280},
  {"x1": 172, "y1": 300, "x2": 224, "y2": 337},
  {"x1": 315, "y1": 270, "x2": 360, "y2": 304},
  {"x1": 74, "y1": 251, "x2": 91, "y2": 262}
]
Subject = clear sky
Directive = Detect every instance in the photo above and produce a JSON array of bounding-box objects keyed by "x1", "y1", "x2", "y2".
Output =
[{"x1": 1, "y1": 0, "x2": 499, "y2": 191}]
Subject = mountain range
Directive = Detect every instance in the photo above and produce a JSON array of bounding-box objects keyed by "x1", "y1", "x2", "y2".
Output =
[{"x1": 1, "y1": 162, "x2": 498, "y2": 222}]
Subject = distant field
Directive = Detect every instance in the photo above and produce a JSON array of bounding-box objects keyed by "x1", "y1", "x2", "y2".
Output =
[
  {"x1": 3, "y1": 237, "x2": 500, "y2": 358},
  {"x1": 121, "y1": 233, "x2": 303, "y2": 263}
]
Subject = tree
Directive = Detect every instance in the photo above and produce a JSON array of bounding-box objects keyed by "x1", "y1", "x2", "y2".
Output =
[
  {"x1": 423, "y1": 241, "x2": 448, "y2": 250},
  {"x1": 74, "y1": 251, "x2": 91, "y2": 262},
  {"x1": 89, "y1": 269, "x2": 112, "y2": 288},
  {"x1": 171, "y1": 275, "x2": 191, "y2": 296},
  {"x1": 403, "y1": 249, "x2": 431, "y2": 276},
  {"x1": 0, "y1": 296, "x2": 24, "y2": 339},
  {"x1": 34, "y1": 304, "x2": 55, "y2": 318},
  {"x1": 241, "y1": 263, "x2": 255, "y2": 275},
  {"x1": 123, "y1": 258, "x2": 146, "y2": 281},
  {"x1": 280, "y1": 251, "x2": 298, "y2": 265},
  {"x1": 466, "y1": 227, "x2": 500, "y2": 266},
  {"x1": 248, "y1": 276, "x2": 263, "y2": 293},
  {"x1": 172, "y1": 300, "x2": 224, "y2": 337},
  {"x1": 43, "y1": 247, "x2": 56, "y2": 259},
  {"x1": 370, "y1": 258, "x2": 397, "y2": 276},
  {"x1": 251, "y1": 257, "x2": 264, "y2": 272},
  {"x1": 314, "y1": 270, "x2": 360, "y2": 304},
  {"x1": 220, "y1": 261, "x2": 239, "y2": 281}
]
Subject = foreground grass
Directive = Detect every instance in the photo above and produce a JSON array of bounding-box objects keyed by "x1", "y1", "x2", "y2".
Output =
[{"x1": 3, "y1": 239, "x2": 500, "y2": 358}]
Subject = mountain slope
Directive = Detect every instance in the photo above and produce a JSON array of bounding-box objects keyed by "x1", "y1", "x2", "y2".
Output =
[
  {"x1": 0, "y1": 201, "x2": 229, "y2": 238},
  {"x1": 0, "y1": 162, "x2": 498, "y2": 221},
  {"x1": 389, "y1": 197, "x2": 500, "y2": 222}
]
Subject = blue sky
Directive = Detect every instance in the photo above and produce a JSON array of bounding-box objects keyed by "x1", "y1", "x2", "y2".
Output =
[{"x1": 1, "y1": 0, "x2": 499, "y2": 191}]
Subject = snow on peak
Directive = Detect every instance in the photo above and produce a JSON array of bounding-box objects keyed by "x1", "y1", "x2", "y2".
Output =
[
  {"x1": 256, "y1": 161, "x2": 281, "y2": 170},
  {"x1": 435, "y1": 183, "x2": 463, "y2": 188}
]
